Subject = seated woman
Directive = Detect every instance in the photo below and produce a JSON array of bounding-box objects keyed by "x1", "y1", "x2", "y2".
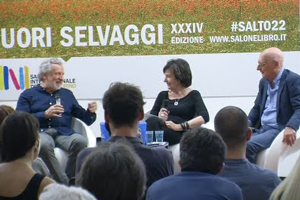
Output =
[
  {"x1": 0, "y1": 105, "x2": 15, "y2": 163},
  {"x1": 146, "y1": 58, "x2": 209, "y2": 145},
  {"x1": 0, "y1": 112, "x2": 55, "y2": 200},
  {"x1": 0, "y1": 105, "x2": 14, "y2": 124},
  {"x1": 0, "y1": 105, "x2": 51, "y2": 177}
]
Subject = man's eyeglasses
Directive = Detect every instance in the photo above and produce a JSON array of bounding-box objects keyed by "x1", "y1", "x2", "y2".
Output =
[
  {"x1": 257, "y1": 61, "x2": 272, "y2": 68},
  {"x1": 257, "y1": 63, "x2": 267, "y2": 68}
]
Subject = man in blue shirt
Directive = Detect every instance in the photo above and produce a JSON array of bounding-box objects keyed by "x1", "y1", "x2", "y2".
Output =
[
  {"x1": 16, "y1": 58, "x2": 97, "y2": 185},
  {"x1": 247, "y1": 47, "x2": 300, "y2": 163},
  {"x1": 76, "y1": 82, "x2": 174, "y2": 191},
  {"x1": 215, "y1": 106, "x2": 281, "y2": 200},
  {"x1": 146, "y1": 127, "x2": 242, "y2": 200}
]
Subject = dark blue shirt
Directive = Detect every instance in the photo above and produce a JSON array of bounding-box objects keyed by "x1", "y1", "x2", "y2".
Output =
[
  {"x1": 146, "y1": 171, "x2": 243, "y2": 200},
  {"x1": 76, "y1": 136, "x2": 174, "y2": 188},
  {"x1": 219, "y1": 158, "x2": 281, "y2": 200},
  {"x1": 16, "y1": 85, "x2": 96, "y2": 135}
]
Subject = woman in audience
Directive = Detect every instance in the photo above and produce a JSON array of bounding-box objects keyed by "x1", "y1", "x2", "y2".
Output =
[
  {"x1": 76, "y1": 141, "x2": 146, "y2": 200},
  {"x1": 0, "y1": 105, "x2": 15, "y2": 162},
  {"x1": 0, "y1": 105, "x2": 14, "y2": 125},
  {"x1": 269, "y1": 155, "x2": 300, "y2": 200},
  {"x1": 0, "y1": 112, "x2": 55, "y2": 200},
  {"x1": 0, "y1": 105, "x2": 51, "y2": 176},
  {"x1": 39, "y1": 183, "x2": 96, "y2": 200},
  {"x1": 146, "y1": 58, "x2": 209, "y2": 145}
]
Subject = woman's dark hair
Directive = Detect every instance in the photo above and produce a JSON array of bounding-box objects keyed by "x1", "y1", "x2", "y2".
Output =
[
  {"x1": 76, "y1": 141, "x2": 146, "y2": 200},
  {"x1": 0, "y1": 112, "x2": 39, "y2": 162},
  {"x1": 163, "y1": 58, "x2": 192, "y2": 87},
  {"x1": 0, "y1": 105, "x2": 15, "y2": 126}
]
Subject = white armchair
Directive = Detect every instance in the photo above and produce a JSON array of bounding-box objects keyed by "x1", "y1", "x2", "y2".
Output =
[
  {"x1": 54, "y1": 117, "x2": 96, "y2": 171},
  {"x1": 257, "y1": 129, "x2": 300, "y2": 177},
  {"x1": 169, "y1": 144, "x2": 180, "y2": 174}
]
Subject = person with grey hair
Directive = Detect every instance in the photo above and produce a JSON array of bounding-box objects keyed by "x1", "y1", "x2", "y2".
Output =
[
  {"x1": 37, "y1": 58, "x2": 63, "y2": 82},
  {"x1": 146, "y1": 58, "x2": 209, "y2": 145},
  {"x1": 247, "y1": 47, "x2": 300, "y2": 163},
  {"x1": 16, "y1": 58, "x2": 98, "y2": 185},
  {"x1": 39, "y1": 184, "x2": 97, "y2": 200},
  {"x1": 77, "y1": 142, "x2": 147, "y2": 200},
  {"x1": 146, "y1": 127, "x2": 242, "y2": 200}
]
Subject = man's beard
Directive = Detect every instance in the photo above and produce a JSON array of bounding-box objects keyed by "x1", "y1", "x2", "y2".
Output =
[{"x1": 48, "y1": 81, "x2": 63, "y2": 91}]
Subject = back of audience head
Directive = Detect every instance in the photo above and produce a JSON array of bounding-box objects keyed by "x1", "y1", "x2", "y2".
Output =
[
  {"x1": 163, "y1": 58, "x2": 192, "y2": 88},
  {"x1": 270, "y1": 154, "x2": 300, "y2": 200},
  {"x1": 102, "y1": 82, "x2": 145, "y2": 128},
  {"x1": 214, "y1": 106, "x2": 251, "y2": 149},
  {"x1": 39, "y1": 183, "x2": 96, "y2": 200},
  {"x1": 179, "y1": 127, "x2": 226, "y2": 174},
  {"x1": 0, "y1": 105, "x2": 15, "y2": 126},
  {"x1": 0, "y1": 111, "x2": 39, "y2": 162},
  {"x1": 76, "y1": 141, "x2": 146, "y2": 200}
]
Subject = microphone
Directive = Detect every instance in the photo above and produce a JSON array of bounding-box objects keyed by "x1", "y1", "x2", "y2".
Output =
[
  {"x1": 162, "y1": 99, "x2": 169, "y2": 109},
  {"x1": 55, "y1": 92, "x2": 61, "y2": 105}
]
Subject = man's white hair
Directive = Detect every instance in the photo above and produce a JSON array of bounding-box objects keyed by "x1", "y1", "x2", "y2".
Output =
[
  {"x1": 39, "y1": 183, "x2": 96, "y2": 200},
  {"x1": 38, "y1": 58, "x2": 63, "y2": 81}
]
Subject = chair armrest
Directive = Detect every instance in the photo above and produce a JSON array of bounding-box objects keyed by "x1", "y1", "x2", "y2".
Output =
[
  {"x1": 169, "y1": 144, "x2": 181, "y2": 174},
  {"x1": 71, "y1": 117, "x2": 96, "y2": 147},
  {"x1": 263, "y1": 130, "x2": 285, "y2": 172},
  {"x1": 278, "y1": 131, "x2": 300, "y2": 177}
]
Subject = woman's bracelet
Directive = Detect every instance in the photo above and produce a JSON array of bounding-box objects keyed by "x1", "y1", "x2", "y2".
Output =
[
  {"x1": 180, "y1": 123, "x2": 185, "y2": 130},
  {"x1": 180, "y1": 121, "x2": 189, "y2": 131},
  {"x1": 185, "y1": 121, "x2": 190, "y2": 129}
]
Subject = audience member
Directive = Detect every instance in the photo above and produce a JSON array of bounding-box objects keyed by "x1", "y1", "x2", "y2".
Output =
[
  {"x1": 146, "y1": 127, "x2": 242, "y2": 200},
  {"x1": 215, "y1": 106, "x2": 281, "y2": 200},
  {"x1": 16, "y1": 58, "x2": 97, "y2": 185},
  {"x1": 146, "y1": 58, "x2": 209, "y2": 145},
  {"x1": 269, "y1": 155, "x2": 300, "y2": 200},
  {"x1": 39, "y1": 183, "x2": 96, "y2": 200},
  {"x1": 0, "y1": 105, "x2": 51, "y2": 176},
  {"x1": 0, "y1": 105, "x2": 15, "y2": 163},
  {"x1": 77, "y1": 142, "x2": 146, "y2": 200},
  {"x1": 0, "y1": 112, "x2": 55, "y2": 200},
  {"x1": 76, "y1": 82, "x2": 173, "y2": 189},
  {"x1": 0, "y1": 105, "x2": 14, "y2": 125},
  {"x1": 247, "y1": 47, "x2": 300, "y2": 163}
]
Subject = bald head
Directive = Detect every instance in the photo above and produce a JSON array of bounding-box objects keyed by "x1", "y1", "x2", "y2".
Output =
[
  {"x1": 261, "y1": 47, "x2": 284, "y2": 67},
  {"x1": 214, "y1": 106, "x2": 249, "y2": 149},
  {"x1": 257, "y1": 47, "x2": 284, "y2": 82}
]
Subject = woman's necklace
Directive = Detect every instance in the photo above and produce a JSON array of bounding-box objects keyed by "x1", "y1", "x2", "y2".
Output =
[
  {"x1": 174, "y1": 99, "x2": 179, "y2": 106},
  {"x1": 170, "y1": 88, "x2": 189, "y2": 106}
]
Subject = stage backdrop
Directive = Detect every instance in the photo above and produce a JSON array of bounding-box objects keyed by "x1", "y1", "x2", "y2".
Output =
[{"x1": 0, "y1": 0, "x2": 299, "y2": 101}]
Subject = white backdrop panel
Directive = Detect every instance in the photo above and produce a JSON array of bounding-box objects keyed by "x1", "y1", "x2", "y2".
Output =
[{"x1": 1, "y1": 51, "x2": 299, "y2": 101}]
